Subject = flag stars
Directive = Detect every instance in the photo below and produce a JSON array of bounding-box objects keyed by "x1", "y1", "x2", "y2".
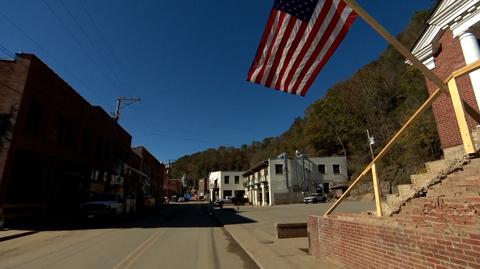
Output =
[{"x1": 274, "y1": 0, "x2": 318, "y2": 21}]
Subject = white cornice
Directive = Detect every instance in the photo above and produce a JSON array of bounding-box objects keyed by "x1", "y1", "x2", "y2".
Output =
[
  {"x1": 410, "y1": 0, "x2": 480, "y2": 68},
  {"x1": 452, "y1": 6, "x2": 480, "y2": 37},
  {"x1": 429, "y1": 0, "x2": 479, "y2": 26}
]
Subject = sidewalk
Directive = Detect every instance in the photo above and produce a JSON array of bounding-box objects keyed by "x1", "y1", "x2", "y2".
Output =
[
  {"x1": 0, "y1": 229, "x2": 36, "y2": 242},
  {"x1": 212, "y1": 202, "x2": 374, "y2": 269}
]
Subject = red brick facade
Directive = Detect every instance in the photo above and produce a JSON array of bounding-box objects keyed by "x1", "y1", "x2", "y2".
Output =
[
  {"x1": 425, "y1": 31, "x2": 480, "y2": 149},
  {"x1": 131, "y1": 146, "x2": 166, "y2": 204},
  {"x1": 308, "y1": 214, "x2": 480, "y2": 269},
  {"x1": 0, "y1": 54, "x2": 167, "y2": 214},
  {"x1": 0, "y1": 56, "x2": 30, "y2": 201},
  {"x1": 0, "y1": 54, "x2": 135, "y2": 211}
]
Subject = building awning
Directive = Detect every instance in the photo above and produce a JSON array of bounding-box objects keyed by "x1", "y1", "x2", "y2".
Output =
[{"x1": 242, "y1": 160, "x2": 269, "y2": 177}]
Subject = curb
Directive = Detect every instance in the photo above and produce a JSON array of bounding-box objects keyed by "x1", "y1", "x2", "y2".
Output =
[
  {"x1": 0, "y1": 231, "x2": 37, "y2": 242},
  {"x1": 206, "y1": 206, "x2": 264, "y2": 269}
]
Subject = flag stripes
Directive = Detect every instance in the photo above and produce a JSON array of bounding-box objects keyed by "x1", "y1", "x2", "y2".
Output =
[{"x1": 247, "y1": 0, "x2": 357, "y2": 96}]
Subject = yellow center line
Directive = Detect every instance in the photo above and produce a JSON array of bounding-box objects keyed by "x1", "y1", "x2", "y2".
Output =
[{"x1": 112, "y1": 229, "x2": 165, "y2": 269}]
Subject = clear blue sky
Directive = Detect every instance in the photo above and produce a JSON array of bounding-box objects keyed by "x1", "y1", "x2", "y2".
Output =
[{"x1": 0, "y1": 0, "x2": 434, "y2": 162}]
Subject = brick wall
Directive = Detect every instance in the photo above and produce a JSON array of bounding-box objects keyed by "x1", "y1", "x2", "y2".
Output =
[
  {"x1": 273, "y1": 192, "x2": 304, "y2": 205},
  {"x1": 425, "y1": 31, "x2": 480, "y2": 150},
  {"x1": 0, "y1": 54, "x2": 133, "y2": 210},
  {"x1": 0, "y1": 56, "x2": 31, "y2": 202},
  {"x1": 308, "y1": 214, "x2": 480, "y2": 269}
]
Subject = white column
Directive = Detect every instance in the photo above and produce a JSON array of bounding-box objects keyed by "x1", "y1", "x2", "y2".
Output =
[
  {"x1": 268, "y1": 176, "x2": 274, "y2": 206},
  {"x1": 252, "y1": 189, "x2": 255, "y2": 204},
  {"x1": 459, "y1": 30, "x2": 480, "y2": 113},
  {"x1": 261, "y1": 184, "x2": 266, "y2": 206}
]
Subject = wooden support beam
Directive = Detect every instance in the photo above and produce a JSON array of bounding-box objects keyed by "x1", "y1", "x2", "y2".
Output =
[
  {"x1": 342, "y1": 0, "x2": 450, "y2": 95},
  {"x1": 448, "y1": 59, "x2": 480, "y2": 81},
  {"x1": 371, "y1": 163, "x2": 383, "y2": 217},
  {"x1": 448, "y1": 78, "x2": 477, "y2": 154}
]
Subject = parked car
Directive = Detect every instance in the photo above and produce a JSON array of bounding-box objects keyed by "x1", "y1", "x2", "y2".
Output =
[
  {"x1": 303, "y1": 193, "x2": 326, "y2": 204},
  {"x1": 178, "y1": 197, "x2": 185, "y2": 202},
  {"x1": 80, "y1": 193, "x2": 124, "y2": 218}
]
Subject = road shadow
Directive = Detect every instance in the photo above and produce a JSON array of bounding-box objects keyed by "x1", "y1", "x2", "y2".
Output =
[
  {"x1": 212, "y1": 207, "x2": 257, "y2": 226},
  {"x1": 1, "y1": 203, "x2": 256, "y2": 233}
]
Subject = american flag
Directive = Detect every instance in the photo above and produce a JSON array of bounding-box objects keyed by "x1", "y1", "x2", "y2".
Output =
[{"x1": 247, "y1": 0, "x2": 357, "y2": 96}]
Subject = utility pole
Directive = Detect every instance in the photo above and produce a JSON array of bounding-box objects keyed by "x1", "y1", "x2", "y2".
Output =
[{"x1": 113, "y1": 97, "x2": 141, "y2": 122}]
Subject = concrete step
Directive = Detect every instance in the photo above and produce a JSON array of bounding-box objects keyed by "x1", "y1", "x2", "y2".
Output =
[
  {"x1": 386, "y1": 194, "x2": 399, "y2": 206},
  {"x1": 410, "y1": 173, "x2": 435, "y2": 186},
  {"x1": 469, "y1": 157, "x2": 480, "y2": 166},
  {"x1": 381, "y1": 202, "x2": 393, "y2": 216},
  {"x1": 425, "y1": 159, "x2": 448, "y2": 172},
  {"x1": 397, "y1": 184, "x2": 414, "y2": 197},
  {"x1": 473, "y1": 127, "x2": 480, "y2": 149}
]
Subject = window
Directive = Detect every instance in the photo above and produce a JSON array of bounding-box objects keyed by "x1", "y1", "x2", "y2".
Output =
[
  {"x1": 234, "y1": 176, "x2": 239, "y2": 184},
  {"x1": 318, "y1": 164, "x2": 326, "y2": 174},
  {"x1": 264, "y1": 168, "x2": 268, "y2": 176},
  {"x1": 0, "y1": 113, "x2": 10, "y2": 135},
  {"x1": 25, "y1": 99, "x2": 45, "y2": 136},
  {"x1": 223, "y1": 190, "x2": 232, "y2": 198},
  {"x1": 323, "y1": 183, "x2": 330, "y2": 194},
  {"x1": 333, "y1": 164, "x2": 340, "y2": 174},
  {"x1": 275, "y1": 164, "x2": 283, "y2": 174},
  {"x1": 224, "y1": 175, "x2": 230, "y2": 184}
]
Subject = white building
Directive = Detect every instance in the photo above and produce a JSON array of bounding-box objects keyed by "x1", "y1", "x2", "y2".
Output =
[
  {"x1": 208, "y1": 171, "x2": 245, "y2": 202},
  {"x1": 243, "y1": 154, "x2": 348, "y2": 206}
]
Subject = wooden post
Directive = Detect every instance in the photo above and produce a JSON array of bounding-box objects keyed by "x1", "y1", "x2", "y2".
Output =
[
  {"x1": 367, "y1": 130, "x2": 382, "y2": 216},
  {"x1": 448, "y1": 78, "x2": 477, "y2": 154},
  {"x1": 371, "y1": 162, "x2": 383, "y2": 217}
]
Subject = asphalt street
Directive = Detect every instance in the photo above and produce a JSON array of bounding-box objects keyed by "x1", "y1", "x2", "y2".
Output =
[{"x1": 0, "y1": 203, "x2": 259, "y2": 269}]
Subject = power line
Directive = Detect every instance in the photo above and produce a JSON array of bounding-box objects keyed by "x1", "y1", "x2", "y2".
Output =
[
  {"x1": 139, "y1": 132, "x2": 211, "y2": 143},
  {"x1": 57, "y1": 0, "x2": 131, "y2": 94},
  {"x1": 0, "y1": 10, "x2": 109, "y2": 105},
  {"x1": 40, "y1": 0, "x2": 123, "y2": 96},
  {"x1": 0, "y1": 43, "x2": 15, "y2": 59},
  {"x1": 78, "y1": 0, "x2": 137, "y2": 93},
  {"x1": 0, "y1": 81, "x2": 22, "y2": 95}
]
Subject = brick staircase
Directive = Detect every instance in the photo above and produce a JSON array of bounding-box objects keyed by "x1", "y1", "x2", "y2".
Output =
[
  {"x1": 382, "y1": 157, "x2": 480, "y2": 232},
  {"x1": 381, "y1": 127, "x2": 480, "y2": 217},
  {"x1": 382, "y1": 157, "x2": 471, "y2": 215}
]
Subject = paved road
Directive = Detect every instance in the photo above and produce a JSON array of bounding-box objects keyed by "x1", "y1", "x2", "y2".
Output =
[{"x1": 0, "y1": 203, "x2": 259, "y2": 269}]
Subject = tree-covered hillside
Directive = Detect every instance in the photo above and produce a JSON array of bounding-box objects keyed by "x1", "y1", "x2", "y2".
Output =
[{"x1": 171, "y1": 9, "x2": 442, "y2": 188}]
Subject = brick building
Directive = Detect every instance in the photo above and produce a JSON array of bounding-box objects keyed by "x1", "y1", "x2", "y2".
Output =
[
  {"x1": 0, "y1": 53, "x2": 132, "y2": 214},
  {"x1": 411, "y1": 0, "x2": 480, "y2": 158},
  {"x1": 166, "y1": 179, "x2": 183, "y2": 199},
  {"x1": 198, "y1": 178, "x2": 208, "y2": 200},
  {"x1": 127, "y1": 146, "x2": 166, "y2": 206}
]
